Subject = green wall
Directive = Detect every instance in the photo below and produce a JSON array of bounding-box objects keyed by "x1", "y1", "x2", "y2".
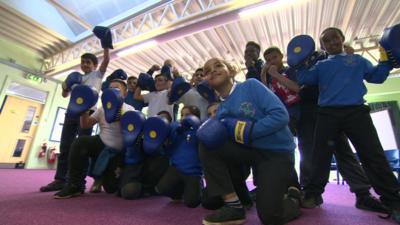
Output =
[
  {"x1": 0, "y1": 37, "x2": 68, "y2": 169},
  {"x1": 365, "y1": 76, "x2": 400, "y2": 107}
]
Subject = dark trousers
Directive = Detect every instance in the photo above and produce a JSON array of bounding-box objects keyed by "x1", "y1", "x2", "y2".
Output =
[
  {"x1": 305, "y1": 105, "x2": 400, "y2": 208},
  {"x1": 120, "y1": 154, "x2": 169, "y2": 199},
  {"x1": 156, "y1": 165, "x2": 202, "y2": 208},
  {"x1": 202, "y1": 164, "x2": 253, "y2": 210},
  {"x1": 199, "y1": 141, "x2": 292, "y2": 225},
  {"x1": 55, "y1": 114, "x2": 93, "y2": 181},
  {"x1": 68, "y1": 135, "x2": 122, "y2": 193},
  {"x1": 298, "y1": 104, "x2": 371, "y2": 194}
]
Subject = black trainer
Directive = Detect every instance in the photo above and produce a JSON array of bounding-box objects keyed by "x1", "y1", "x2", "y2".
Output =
[
  {"x1": 283, "y1": 196, "x2": 301, "y2": 223},
  {"x1": 202, "y1": 206, "x2": 246, "y2": 225},
  {"x1": 54, "y1": 184, "x2": 84, "y2": 199},
  {"x1": 287, "y1": 186, "x2": 302, "y2": 201},
  {"x1": 243, "y1": 201, "x2": 253, "y2": 211},
  {"x1": 356, "y1": 195, "x2": 390, "y2": 213},
  {"x1": 301, "y1": 194, "x2": 323, "y2": 208},
  {"x1": 249, "y1": 188, "x2": 257, "y2": 202},
  {"x1": 40, "y1": 180, "x2": 65, "y2": 192}
]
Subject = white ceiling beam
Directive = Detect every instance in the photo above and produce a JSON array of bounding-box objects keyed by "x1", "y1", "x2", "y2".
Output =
[{"x1": 43, "y1": 0, "x2": 264, "y2": 75}]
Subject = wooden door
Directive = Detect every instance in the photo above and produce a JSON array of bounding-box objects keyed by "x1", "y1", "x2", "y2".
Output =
[{"x1": 0, "y1": 95, "x2": 43, "y2": 164}]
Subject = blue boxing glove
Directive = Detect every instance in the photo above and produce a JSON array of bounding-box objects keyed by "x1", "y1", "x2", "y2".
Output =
[
  {"x1": 196, "y1": 118, "x2": 228, "y2": 149},
  {"x1": 221, "y1": 118, "x2": 253, "y2": 145},
  {"x1": 379, "y1": 23, "x2": 400, "y2": 68},
  {"x1": 121, "y1": 110, "x2": 146, "y2": 147},
  {"x1": 66, "y1": 85, "x2": 99, "y2": 118},
  {"x1": 101, "y1": 88, "x2": 124, "y2": 123},
  {"x1": 108, "y1": 69, "x2": 128, "y2": 81},
  {"x1": 287, "y1": 35, "x2": 316, "y2": 69},
  {"x1": 101, "y1": 80, "x2": 111, "y2": 91},
  {"x1": 143, "y1": 116, "x2": 171, "y2": 155},
  {"x1": 168, "y1": 76, "x2": 191, "y2": 103},
  {"x1": 181, "y1": 115, "x2": 201, "y2": 131},
  {"x1": 197, "y1": 80, "x2": 218, "y2": 103},
  {"x1": 138, "y1": 72, "x2": 156, "y2": 92},
  {"x1": 173, "y1": 115, "x2": 201, "y2": 134},
  {"x1": 62, "y1": 72, "x2": 82, "y2": 91},
  {"x1": 93, "y1": 26, "x2": 113, "y2": 49},
  {"x1": 161, "y1": 65, "x2": 173, "y2": 81}
]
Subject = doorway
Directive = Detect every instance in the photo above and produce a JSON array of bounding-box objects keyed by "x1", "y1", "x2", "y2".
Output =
[{"x1": 0, "y1": 95, "x2": 43, "y2": 165}]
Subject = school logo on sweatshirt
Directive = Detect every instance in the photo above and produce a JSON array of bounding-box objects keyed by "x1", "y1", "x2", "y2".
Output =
[
  {"x1": 239, "y1": 102, "x2": 256, "y2": 118},
  {"x1": 343, "y1": 55, "x2": 357, "y2": 66}
]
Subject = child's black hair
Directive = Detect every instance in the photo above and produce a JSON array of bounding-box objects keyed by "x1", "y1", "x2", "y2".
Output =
[
  {"x1": 319, "y1": 27, "x2": 346, "y2": 51},
  {"x1": 246, "y1": 41, "x2": 261, "y2": 52},
  {"x1": 195, "y1": 68, "x2": 203, "y2": 73},
  {"x1": 320, "y1": 27, "x2": 345, "y2": 40},
  {"x1": 127, "y1": 76, "x2": 137, "y2": 81},
  {"x1": 182, "y1": 105, "x2": 201, "y2": 119},
  {"x1": 81, "y1": 53, "x2": 98, "y2": 66},
  {"x1": 157, "y1": 111, "x2": 172, "y2": 123},
  {"x1": 263, "y1": 47, "x2": 283, "y2": 58}
]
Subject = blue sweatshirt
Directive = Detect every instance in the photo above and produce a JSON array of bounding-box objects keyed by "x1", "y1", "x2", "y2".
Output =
[
  {"x1": 125, "y1": 91, "x2": 146, "y2": 111},
  {"x1": 216, "y1": 79, "x2": 295, "y2": 152},
  {"x1": 166, "y1": 122, "x2": 202, "y2": 176},
  {"x1": 297, "y1": 53, "x2": 392, "y2": 107}
]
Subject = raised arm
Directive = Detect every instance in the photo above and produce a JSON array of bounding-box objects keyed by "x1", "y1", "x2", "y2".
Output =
[
  {"x1": 99, "y1": 48, "x2": 110, "y2": 74},
  {"x1": 134, "y1": 87, "x2": 144, "y2": 101}
]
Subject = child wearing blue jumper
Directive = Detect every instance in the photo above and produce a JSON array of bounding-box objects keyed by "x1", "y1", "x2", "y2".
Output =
[
  {"x1": 156, "y1": 105, "x2": 203, "y2": 208},
  {"x1": 297, "y1": 27, "x2": 400, "y2": 222},
  {"x1": 198, "y1": 58, "x2": 298, "y2": 225}
]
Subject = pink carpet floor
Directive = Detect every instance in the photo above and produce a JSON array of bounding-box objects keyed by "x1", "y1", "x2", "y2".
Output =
[{"x1": 0, "y1": 169, "x2": 395, "y2": 225}]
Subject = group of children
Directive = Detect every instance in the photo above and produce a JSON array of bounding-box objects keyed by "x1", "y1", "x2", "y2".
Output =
[{"x1": 38, "y1": 26, "x2": 400, "y2": 225}]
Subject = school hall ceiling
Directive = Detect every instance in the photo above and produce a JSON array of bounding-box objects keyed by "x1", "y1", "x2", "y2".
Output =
[{"x1": 0, "y1": 0, "x2": 399, "y2": 81}]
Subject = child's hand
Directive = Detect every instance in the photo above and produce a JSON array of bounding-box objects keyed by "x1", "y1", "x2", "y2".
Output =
[
  {"x1": 268, "y1": 65, "x2": 279, "y2": 77},
  {"x1": 260, "y1": 64, "x2": 269, "y2": 84},
  {"x1": 172, "y1": 67, "x2": 180, "y2": 77},
  {"x1": 245, "y1": 59, "x2": 255, "y2": 68}
]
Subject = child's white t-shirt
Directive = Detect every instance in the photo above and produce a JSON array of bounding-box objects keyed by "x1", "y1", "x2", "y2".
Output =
[
  {"x1": 142, "y1": 90, "x2": 174, "y2": 118},
  {"x1": 177, "y1": 87, "x2": 209, "y2": 121},
  {"x1": 81, "y1": 70, "x2": 104, "y2": 91}
]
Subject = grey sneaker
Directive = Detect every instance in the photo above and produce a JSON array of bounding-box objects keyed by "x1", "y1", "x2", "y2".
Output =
[{"x1": 202, "y1": 206, "x2": 246, "y2": 225}]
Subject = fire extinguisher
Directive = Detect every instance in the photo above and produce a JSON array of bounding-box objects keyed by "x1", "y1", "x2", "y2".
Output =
[
  {"x1": 38, "y1": 143, "x2": 47, "y2": 158},
  {"x1": 47, "y1": 146, "x2": 57, "y2": 164}
]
